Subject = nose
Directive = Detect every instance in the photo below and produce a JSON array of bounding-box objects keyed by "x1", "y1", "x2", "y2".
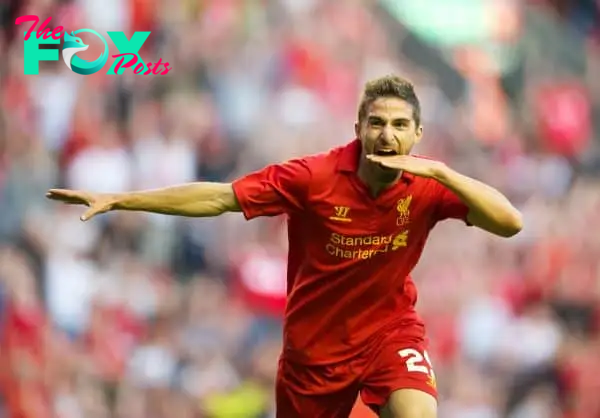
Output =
[{"x1": 380, "y1": 125, "x2": 395, "y2": 144}]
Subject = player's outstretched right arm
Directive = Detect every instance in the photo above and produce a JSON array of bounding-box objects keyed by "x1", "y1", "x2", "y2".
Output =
[
  {"x1": 48, "y1": 157, "x2": 312, "y2": 222},
  {"x1": 46, "y1": 182, "x2": 240, "y2": 221}
]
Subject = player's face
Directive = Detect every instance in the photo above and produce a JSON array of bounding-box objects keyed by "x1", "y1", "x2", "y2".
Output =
[{"x1": 355, "y1": 96, "x2": 422, "y2": 157}]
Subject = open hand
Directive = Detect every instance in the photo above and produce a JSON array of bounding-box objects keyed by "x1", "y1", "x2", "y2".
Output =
[
  {"x1": 45, "y1": 189, "x2": 117, "y2": 221},
  {"x1": 366, "y1": 155, "x2": 445, "y2": 179}
]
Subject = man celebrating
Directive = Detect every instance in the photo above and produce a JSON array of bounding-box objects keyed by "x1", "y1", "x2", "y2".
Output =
[{"x1": 47, "y1": 75, "x2": 522, "y2": 418}]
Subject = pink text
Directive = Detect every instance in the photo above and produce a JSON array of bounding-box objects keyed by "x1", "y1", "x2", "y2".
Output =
[
  {"x1": 112, "y1": 53, "x2": 172, "y2": 75},
  {"x1": 16, "y1": 15, "x2": 63, "y2": 41}
]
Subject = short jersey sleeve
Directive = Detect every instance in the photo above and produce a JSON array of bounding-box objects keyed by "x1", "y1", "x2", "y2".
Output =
[
  {"x1": 432, "y1": 181, "x2": 470, "y2": 224},
  {"x1": 231, "y1": 159, "x2": 311, "y2": 220}
]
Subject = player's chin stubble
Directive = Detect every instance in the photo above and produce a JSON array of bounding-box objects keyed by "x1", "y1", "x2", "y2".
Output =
[{"x1": 373, "y1": 163, "x2": 400, "y2": 184}]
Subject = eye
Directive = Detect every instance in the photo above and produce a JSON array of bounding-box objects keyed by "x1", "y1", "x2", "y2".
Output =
[{"x1": 393, "y1": 120, "x2": 411, "y2": 129}]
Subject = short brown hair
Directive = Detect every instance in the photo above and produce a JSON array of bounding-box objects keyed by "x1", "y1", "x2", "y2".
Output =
[{"x1": 358, "y1": 75, "x2": 421, "y2": 127}]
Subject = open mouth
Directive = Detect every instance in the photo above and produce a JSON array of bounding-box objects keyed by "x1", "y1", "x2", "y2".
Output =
[{"x1": 374, "y1": 149, "x2": 398, "y2": 156}]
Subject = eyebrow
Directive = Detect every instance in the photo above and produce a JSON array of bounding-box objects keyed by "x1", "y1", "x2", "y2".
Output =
[{"x1": 368, "y1": 116, "x2": 411, "y2": 123}]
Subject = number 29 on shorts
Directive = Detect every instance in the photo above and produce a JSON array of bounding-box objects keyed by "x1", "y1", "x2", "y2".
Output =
[{"x1": 398, "y1": 348, "x2": 437, "y2": 387}]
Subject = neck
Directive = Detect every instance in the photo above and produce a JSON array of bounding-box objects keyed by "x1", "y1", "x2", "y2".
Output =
[{"x1": 357, "y1": 156, "x2": 401, "y2": 197}]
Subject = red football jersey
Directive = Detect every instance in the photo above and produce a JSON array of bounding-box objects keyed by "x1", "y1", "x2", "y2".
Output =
[{"x1": 232, "y1": 139, "x2": 469, "y2": 365}]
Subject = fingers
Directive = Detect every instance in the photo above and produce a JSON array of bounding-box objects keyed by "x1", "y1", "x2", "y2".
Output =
[
  {"x1": 46, "y1": 189, "x2": 89, "y2": 205},
  {"x1": 366, "y1": 155, "x2": 387, "y2": 164},
  {"x1": 367, "y1": 155, "x2": 396, "y2": 165},
  {"x1": 366, "y1": 154, "x2": 409, "y2": 162},
  {"x1": 46, "y1": 189, "x2": 112, "y2": 221},
  {"x1": 46, "y1": 188, "x2": 73, "y2": 198},
  {"x1": 46, "y1": 189, "x2": 111, "y2": 222},
  {"x1": 367, "y1": 154, "x2": 404, "y2": 168},
  {"x1": 80, "y1": 207, "x2": 101, "y2": 222}
]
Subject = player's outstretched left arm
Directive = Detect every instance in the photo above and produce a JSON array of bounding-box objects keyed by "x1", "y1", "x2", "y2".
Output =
[{"x1": 368, "y1": 155, "x2": 523, "y2": 237}]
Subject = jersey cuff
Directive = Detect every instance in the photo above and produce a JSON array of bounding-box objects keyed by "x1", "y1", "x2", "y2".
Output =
[{"x1": 231, "y1": 179, "x2": 254, "y2": 220}]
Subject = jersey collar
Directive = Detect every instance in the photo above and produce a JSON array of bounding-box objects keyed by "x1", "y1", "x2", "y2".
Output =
[{"x1": 336, "y1": 139, "x2": 414, "y2": 183}]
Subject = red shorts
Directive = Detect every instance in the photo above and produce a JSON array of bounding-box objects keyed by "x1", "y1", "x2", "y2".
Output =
[{"x1": 276, "y1": 324, "x2": 437, "y2": 418}]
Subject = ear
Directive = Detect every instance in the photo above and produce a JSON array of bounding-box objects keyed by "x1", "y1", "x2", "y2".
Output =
[
  {"x1": 354, "y1": 121, "x2": 360, "y2": 139},
  {"x1": 414, "y1": 124, "x2": 423, "y2": 144}
]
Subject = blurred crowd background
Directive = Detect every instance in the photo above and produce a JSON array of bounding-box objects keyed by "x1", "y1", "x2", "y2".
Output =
[{"x1": 1, "y1": 0, "x2": 600, "y2": 417}]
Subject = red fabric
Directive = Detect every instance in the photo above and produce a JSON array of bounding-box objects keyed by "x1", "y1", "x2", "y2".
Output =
[
  {"x1": 359, "y1": 332, "x2": 437, "y2": 413},
  {"x1": 83, "y1": 305, "x2": 141, "y2": 381},
  {"x1": 275, "y1": 321, "x2": 433, "y2": 417},
  {"x1": 534, "y1": 82, "x2": 591, "y2": 158},
  {"x1": 282, "y1": 38, "x2": 359, "y2": 116},
  {"x1": 421, "y1": 313, "x2": 458, "y2": 366},
  {"x1": 234, "y1": 249, "x2": 287, "y2": 317},
  {"x1": 350, "y1": 398, "x2": 377, "y2": 418},
  {"x1": 276, "y1": 371, "x2": 358, "y2": 418},
  {"x1": 562, "y1": 345, "x2": 600, "y2": 418},
  {"x1": 232, "y1": 139, "x2": 469, "y2": 365},
  {"x1": 284, "y1": 40, "x2": 329, "y2": 91},
  {"x1": 322, "y1": 62, "x2": 359, "y2": 118},
  {"x1": 59, "y1": 130, "x2": 89, "y2": 170},
  {"x1": 0, "y1": 302, "x2": 51, "y2": 418},
  {"x1": 130, "y1": 0, "x2": 157, "y2": 32}
]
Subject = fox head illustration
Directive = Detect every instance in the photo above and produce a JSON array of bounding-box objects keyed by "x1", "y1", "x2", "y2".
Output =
[{"x1": 62, "y1": 31, "x2": 89, "y2": 70}]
